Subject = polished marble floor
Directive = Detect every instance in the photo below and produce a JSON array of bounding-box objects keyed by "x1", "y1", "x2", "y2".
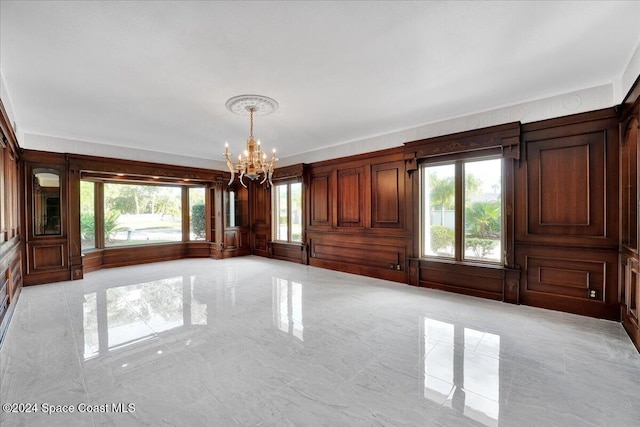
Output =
[{"x1": 1, "y1": 257, "x2": 639, "y2": 426}]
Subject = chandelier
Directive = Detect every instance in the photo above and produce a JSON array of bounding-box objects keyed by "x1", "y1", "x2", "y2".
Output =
[{"x1": 224, "y1": 95, "x2": 278, "y2": 187}]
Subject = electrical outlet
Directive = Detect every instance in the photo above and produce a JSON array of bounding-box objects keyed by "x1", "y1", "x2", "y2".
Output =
[
  {"x1": 396, "y1": 264, "x2": 401, "y2": 270},
  {"x1": 588, "y1": 289, "x2": 597, "y2": 299},
  {"x1": 389, "y1": 263, "x2": 395, "y2": 270}
]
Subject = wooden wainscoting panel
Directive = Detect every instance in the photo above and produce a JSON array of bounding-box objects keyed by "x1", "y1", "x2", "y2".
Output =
[
  {"x1": 239, "y1": 230, "x2": 250, "y2": 248},
  {"x1": 30, "y1": 243, "x2": 66, "y2": 270},
  {"x1": 337, "y1": 167, "x2": 364, "y2": 228},
  {"x1": 250, "y1": 183, "x2": 271, "y2": 257},
  {"x1": 185, "y1": 242, "x2": 211, "y2": 258},
  {"x1": 254, "y1": 233, "x2": 268, "y2": 252},
  {"x1": 528, "y1": 132, "x2": 604, "y2": 235},
  {"x1": 527, "y1": 258, "x2": 598, "y2": 298},
  {"x1": 271, "y1": 242, "x2": 304, "y2": 264},
  {"x1": 310, "y1": 173, "x2": 331, "y2": 227},
  {"x1": 307, "y1": 234, "x2": 409, "y2": 282},
  {"x1": 224, "y1": 230, "x2": 238, "y2": 249},
  {"x1": 517, "y1": 110, "x2": 619, "y2": 248},
  {"x1": 82, "y1": 250, "x2": 104, "y2": 273},
  {"x1": 312, "y1": 240, "x2": 400, "y2": 268},
  {"x1": 100, "y1": 244, "x2": 187, "y2": 269},
  {"x1": 417, "y1": 260, "x2": 505, "y2": 300},
  {"x1": 517, "y1": 245, "x2": 618, "y2": 319},
  {"x1": 252, "y1": 185, "x2": 269, "y2": 226},
  {"x1": 371, "y1": 161, "x2": 405, "y2": 229}
]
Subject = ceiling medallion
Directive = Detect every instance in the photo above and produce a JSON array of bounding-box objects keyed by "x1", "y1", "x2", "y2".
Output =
[{"x1": 223, "y1": 95, "x2": 279, "y2": 187}]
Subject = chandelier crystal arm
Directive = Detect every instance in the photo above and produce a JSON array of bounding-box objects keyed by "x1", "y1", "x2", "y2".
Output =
[{"x1": 224, "y1": 142, "x2": 236, "y2": 186}]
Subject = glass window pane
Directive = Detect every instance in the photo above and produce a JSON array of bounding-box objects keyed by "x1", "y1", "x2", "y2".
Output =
[
  {"x1": 290, "y1": 183, "x2": 302, "y2": 242},
  {"x1": 423, "y1": 164, "x2": 455, "y2": 258},
  {"x1": 104, "y1": 183, "x2": 182, "y2": 247},
  {"x1": 464, "y1": 158, "x2": 502, "y2": 263},
  {"x1": 80, "y1": 181, "x2": 95, "y2": 251},
  {"x1": 189, "y1": 187, "x2": 206, "y2": 241},
  {"x1": 274, "y1": 184, "x2": 288, "y2": 241}
]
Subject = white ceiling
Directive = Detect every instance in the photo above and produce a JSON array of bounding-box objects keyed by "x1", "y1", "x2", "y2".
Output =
[{"x1": 1, "y1": 1, "x2": 639, "y2": 165}]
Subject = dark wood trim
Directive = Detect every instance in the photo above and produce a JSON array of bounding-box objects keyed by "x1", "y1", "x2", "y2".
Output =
[
  {"x1": 94, "y1": 182, "x2": 105, "y2": 249},
  {"x1": 272, "y1": 163, "x2": 305, "y2": 182},
  {"x1": 404, "y1": 122, "x2": 521, "y2": 160},
  {"x1": 0, "y1": 98, "x2": 19, "y2": 159},
  {"x1": 521, "y1": 107, "x2": 618, "y2": 133},
  {"x1": 619, "y1": 74, "x2": 640, "y2": 121},
  {"x1": 181, "y1": 187, "x2": 189, "y2": 242},
  {"x1": 67, "y1": 152, "x2": 224, "y2": 182},
  {"x1": 308, "y1": 146, "x2": 403, "y2": 169}
]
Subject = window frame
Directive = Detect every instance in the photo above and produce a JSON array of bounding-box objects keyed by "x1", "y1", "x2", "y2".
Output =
[
  {"x1": 420, "y1": 154, "x2": 504, "y2": 265},
  {"x1": 81, "y1": 178, "x2": 207, "y2": 252},
  {"x1": 272, "y1": 180, "x2": 303, "y2": 244}
]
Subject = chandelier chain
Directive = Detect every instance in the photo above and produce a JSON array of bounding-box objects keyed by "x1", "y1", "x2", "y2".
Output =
[{"x1": 249, "y1": 108, "x2": 254, "y2": 139}]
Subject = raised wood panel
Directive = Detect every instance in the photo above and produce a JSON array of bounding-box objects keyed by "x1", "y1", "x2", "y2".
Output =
[
  {"x1": 337, "y1": 168, "x2": 364, "y2": 227},
  {"x1": 271, "y1": 242, "x2": 304, "y2": 264},
  {"x1": 310, "y1": 238, "x2": 404, "y2": 271},
  {"x1": 250, "y1": 182, "x2": 271, "y2": 257},
  {"x1": 185, "y1": 242, "x2": 210, "y2": 258},
  {"x1": 622, "y1": 254, "x2": 640, "y2": 352},
  {"x1": 100, "y1": 244, "x2": 188, "y2": 269},
  {"x1": 528, "y1": 133, "x2": 604, "y2": 235},
  {"x1": 240, "y1": 230, "x2": 249, "y2": 248},
  {"x1": 252, "y1": 186, "x2": 269, "y2": 226},
  {"x1": 224, "y1": 230, "x2": 238, "y2": 249},
  {"x1": 517, "y1": 111, "x2": 619, "y2": 248},
  {"x1": 82, "y1": 250, "x2": 104, "y2": 273},
  {"x1": 371, "y1": 161, "x2": 404, "y2": 229},
  {"x1": 527, "y1": 257, "x2": 601, "y2": 299},
  {"x1": 516, "y1": 246, "x2": 618, "y2": 319},
  {"x1": 310, "y1": 174, "x2": 330, "y2": 226},
  {"x1": 539, "y1": 144, "x2": 589, "y2": 225},
  {"x1": 32, "y1": 244, "x2": 65, "y2": 270},
  {"x1": 417, "y1": 260, "x2": 504, "y2": 300},
  {"x1": 254, "y1": 233, "x2": 268, "y2": 251}
]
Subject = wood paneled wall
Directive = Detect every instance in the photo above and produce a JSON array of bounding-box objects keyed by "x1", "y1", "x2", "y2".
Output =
[
  {"x1": 21, "y1": 150, "x2": 226, "y2": 280},
  {"x1": 619, "y1": 76, "x2": 640, "y2": 351},
  {"x1": 22, "y1": 150, "x2": 71, "y2": 285},
  {"x1": 306, "y1": 148, "x2": 412, "y2": 282},
  {"x1": 5, "y1": 87, "x2": 640, "y2": 346},
  {"x1": 516, "y1": 108, "x2": 620, "y2": 319},
  {"x1": 0, "y1": 98, "x2": 22, "y2": 346}
]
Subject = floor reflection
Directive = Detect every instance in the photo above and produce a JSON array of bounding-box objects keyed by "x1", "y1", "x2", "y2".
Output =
[
  {"x1": 82, "y1": 275, "x2": 215, "y2": 361},
  {"x1": 272, "y1": 277, "x2": 303, "y2": 341},
  {"x1": 421, "y1": 317, "x2": 501, "y2": 426}
]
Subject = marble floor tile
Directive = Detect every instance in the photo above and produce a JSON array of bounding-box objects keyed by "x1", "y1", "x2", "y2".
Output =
[{"x1": 1, "y1": 256, "x2": 639, "y2": 426}]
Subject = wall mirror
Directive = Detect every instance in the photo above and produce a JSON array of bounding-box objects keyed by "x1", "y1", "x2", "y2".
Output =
[{"x1": 33, "y1": 168, "x2": 61, "y2": 236}]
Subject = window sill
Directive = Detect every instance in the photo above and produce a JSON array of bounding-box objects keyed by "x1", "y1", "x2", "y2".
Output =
[{"x1": 415, "y1": 256, "x2": 505, "y2": 270}]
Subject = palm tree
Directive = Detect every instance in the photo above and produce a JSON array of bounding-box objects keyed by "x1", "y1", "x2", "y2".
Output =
[
  {"x1": 465, "y1": 201, "x2": 500, "y2": 238},
  {"x1": 428, "y1": 172, "x2": 454, "y2": 225}
]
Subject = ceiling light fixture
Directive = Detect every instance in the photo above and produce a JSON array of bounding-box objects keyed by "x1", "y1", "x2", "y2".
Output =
[{"x1": 224, "y1": 95, "x2": 278, "y2": 187}]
